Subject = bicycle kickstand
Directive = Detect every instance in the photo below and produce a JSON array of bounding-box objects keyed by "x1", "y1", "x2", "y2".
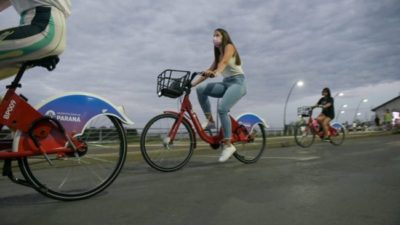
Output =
[{"x1": 2, "y1": 159, "x2": 33, "y2": 188}]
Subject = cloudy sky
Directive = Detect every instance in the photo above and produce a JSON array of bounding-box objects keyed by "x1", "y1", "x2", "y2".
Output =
[{"x1": 1, "y1": 0, "x2": 399, "y2": 128}]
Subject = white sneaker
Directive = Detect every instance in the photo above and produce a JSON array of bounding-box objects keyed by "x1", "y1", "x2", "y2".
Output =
[{"x1": 218, "y1": 145, "x2": 236, "y2": 162}]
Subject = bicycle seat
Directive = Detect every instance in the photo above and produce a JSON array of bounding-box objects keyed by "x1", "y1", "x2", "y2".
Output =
[{"x1": 25, "y1": 55, "x2": 60, "y2": 71}]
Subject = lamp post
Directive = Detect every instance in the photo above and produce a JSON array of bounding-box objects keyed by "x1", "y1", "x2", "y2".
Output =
[
  {"x1": 283, "y1": 80, "x2": 304, "y2": 135},
  {"x1": 334, "y1": 92, "x2": 344, "y2": 98},
  {"x1": 336, "y1": 104, "x2": 348, "y2": 122},
  {"x1": 353, "y1": 99, "x2": 368, "y2": 122}
]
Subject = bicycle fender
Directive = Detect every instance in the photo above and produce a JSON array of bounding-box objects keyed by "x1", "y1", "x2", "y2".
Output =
[
  {"x1": 36, "y1": 92, "x2": 134, "y2": 132},
  {"x1": 12, "y1": 92, "x2": 133, "y2": 152},
  {"x1": 330, "y1": 122, "x2": 344, "y2": 130},
  {"x1": 236, "y1": 113, "x2": 268, "y2": 133}
]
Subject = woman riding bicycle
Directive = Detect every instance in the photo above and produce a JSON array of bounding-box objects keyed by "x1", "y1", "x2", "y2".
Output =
[
  {"x1": 191, "y1": 28, "x2": 247, "y2": 162},
  {"x1": 314, "y1": 87, "x2": 335, "y2": 141},
  {"x1": 0, "y1": 0, "x2": 71, "y2": 80}
]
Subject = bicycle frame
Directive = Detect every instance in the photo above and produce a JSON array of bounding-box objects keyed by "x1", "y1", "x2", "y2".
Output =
[
  {"x1": 166, "y1": 92, "x2": 249, "y2": 146},
  {"x1": 305, "y1": 108, "x2": 338, "y2": 138},
  {"x1": 0, "y1": 83, "x2": 74, "y2": 159}
]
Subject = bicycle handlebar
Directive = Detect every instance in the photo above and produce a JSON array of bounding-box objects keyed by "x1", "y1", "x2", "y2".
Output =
[{"x1": 190, "y1": 71, "x2": 203, "y2": 82}]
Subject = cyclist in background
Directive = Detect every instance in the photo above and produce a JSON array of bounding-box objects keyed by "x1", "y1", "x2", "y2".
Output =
[
  {"x1": 0, "y1": 0, "x2": 71, "y2": 80},
  {"x1": 315, "y1": 87, "x2": 335, "y2": 141},
  {"x1": 191, "y1": 28, "x2": 247, "y2": 162}
]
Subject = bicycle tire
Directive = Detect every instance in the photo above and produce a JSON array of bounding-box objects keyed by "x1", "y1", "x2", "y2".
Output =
[
  {"x1": 19, "y1": 115, "x2": 127, "y2": 201},
  {"x1": 234, "y1": 123, "x2": 266, "y2": 164},
  {"x1": 330, "y1": 124, "x2": 346, "y2": 146},
  {"x1": 140, "y1": 113, "x2": 195, "y2": 172},
  {"x1": 294, "y1": 124, "x2": 316, "y2": 148}
]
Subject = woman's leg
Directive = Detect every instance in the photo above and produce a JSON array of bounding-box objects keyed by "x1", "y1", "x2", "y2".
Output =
[
  {"x1": 217, "y1": 77, "x2": 246, "y2": 162},
  {"x1": 322, "y1": 117, "x2": 332, "y2": 137},
  {"x1": 196, "y1": 82, "x2": 226, "y2": 123},
  {"x1": 218, "y1": 81, "x2": 247, "y2": 144}
]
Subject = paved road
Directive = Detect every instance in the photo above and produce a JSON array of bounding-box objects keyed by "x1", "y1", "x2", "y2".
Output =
[{"x1": 1, "y1": 134, "x2": 399, "y2": 225}]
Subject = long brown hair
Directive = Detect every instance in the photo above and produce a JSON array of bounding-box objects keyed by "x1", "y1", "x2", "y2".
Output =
[
  {"x1": 212, "y1": 28, "x2": 241, "y2": 70},
  {"x1": 322, "y1": 87, "x2": 332, "y2": 98}
]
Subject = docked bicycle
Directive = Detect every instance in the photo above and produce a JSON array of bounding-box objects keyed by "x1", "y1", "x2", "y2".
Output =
[
  {"x1": 0, "y1": 56, "x2": 133, "y2": 200},
  {"x1": 140, "y1": 69, "x2": 267, "y2": 172},
  {"x1": 294, "y1": 106, "x2": 345, "y2": 148}
]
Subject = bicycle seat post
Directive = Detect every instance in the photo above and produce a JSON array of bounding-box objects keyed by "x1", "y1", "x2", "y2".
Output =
[{"x1": 6, "y1": 63, "x2": 28, "y2": 90}]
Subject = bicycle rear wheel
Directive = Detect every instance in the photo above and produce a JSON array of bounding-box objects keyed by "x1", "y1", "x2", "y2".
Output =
[
  {"x1": 140, "y1": 114, "x2": 195, "y2": 172},
  {"x1": 330, "y1": 124, "x2": 345, "y2": 146},
  {"x1": 234, "y1": 123, "x2": 266, "y2": 164},
  {"x1": 19, "y1": 115, "x2": 127, "y2": 201},
  {"x1": 294, "y1": 124, "x2": 315, "y2": 148}
]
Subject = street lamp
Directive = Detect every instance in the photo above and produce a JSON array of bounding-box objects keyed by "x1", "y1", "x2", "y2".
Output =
[
  {"x1": 283, "y1": 80, "x2": 304, "y2": 135},
  {"x1": 353, "y1": 98, "x2": 368, "y2": 122},
  {"x1": 334, "y1": 92, "x2": 344, "y2": 98},
  {"x1": 336, "y1": 104, "x2": 348, "y2": 122}
]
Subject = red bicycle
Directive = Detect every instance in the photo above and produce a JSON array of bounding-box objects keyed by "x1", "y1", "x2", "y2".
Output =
[
  {"x1": 0, "y1": 56, "x2": 133, "y2": 200},
  {"x1": 294, "y1": 106, "x2": 346, "y2": 148},
  {"x1": 140, "y1": 70, "x2": 267, "y2": 172}
]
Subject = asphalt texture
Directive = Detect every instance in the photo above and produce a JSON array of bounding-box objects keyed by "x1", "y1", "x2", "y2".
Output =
[{"x1": 0, "y1": 134, "x2": 399, "y2": 225}]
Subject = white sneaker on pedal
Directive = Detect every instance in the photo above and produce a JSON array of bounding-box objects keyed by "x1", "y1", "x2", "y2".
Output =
[{"x1": 218, "y1": 145, "x2": 236, "y2": 162}]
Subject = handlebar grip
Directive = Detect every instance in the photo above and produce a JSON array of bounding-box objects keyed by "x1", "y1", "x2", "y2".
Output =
[{"x1": 190, "y1": 71, "x2": 204, "y2": 81}]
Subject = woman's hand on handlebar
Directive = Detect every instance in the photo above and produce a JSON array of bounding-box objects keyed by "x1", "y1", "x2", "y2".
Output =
[
  {"x1": 203, "y1": 70, "x2": 215, "y2": 78},
  {"x1": 191, "y1": 72, "x2": 207, "y2": 87},
  {"x1": 312, "y1": 105, "x2": 324, "y2": 109}
]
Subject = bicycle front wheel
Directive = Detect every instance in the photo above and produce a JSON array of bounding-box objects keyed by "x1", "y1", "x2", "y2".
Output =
[
  {"x1": 330, "y1": 124, "x2": 346, "y2": 146},
  {"x1": 19, "y1": 115, "x2": 127, "y2": 201},
  {"x1": 140, "y1": 114, "x2": 195, "y2": 172},
  {"x1": 294, "y1": 124, "x2": 315, "y2": 148},
  {"x1": 234, "y1": 123, "x2": 266, "y2": 164}
]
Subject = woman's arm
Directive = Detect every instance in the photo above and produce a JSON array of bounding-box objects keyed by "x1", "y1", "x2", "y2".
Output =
[
  {"x1": 192, "y1": 61, "x2": 216, "y2": 87},
  {"x1": 322, "y1": 103, "x2": 332, "y2": 108},
  {"x1": 213, "y1": 44, "x2": 235, "y2": 76},
  {"x1": 0, "y1": 0, "x2": 11, "y2": 12},
  {"x1": 191, "y1": 75, "x2": 207, "y2": 87}
]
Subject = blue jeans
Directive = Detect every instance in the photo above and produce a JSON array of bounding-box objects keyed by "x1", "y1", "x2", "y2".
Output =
[{"x1": 196, "y1": 74, "x2": 247, "y2": 139}]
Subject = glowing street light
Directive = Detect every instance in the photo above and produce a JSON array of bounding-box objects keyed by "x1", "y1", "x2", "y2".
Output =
[
  {"x1": 353, "y1": 98, "x2": 368, "y2": 122},
  {"x1": 334, "y1": 92, "x2": 344, "y2": 98},
  {"x1": 336, "y1": 104, "x2": 349, "y2": 122}
]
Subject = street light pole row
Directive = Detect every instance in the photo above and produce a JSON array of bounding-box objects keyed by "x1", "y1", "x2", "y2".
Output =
[
  {"x1": 353, "y1": 98, "x2": 368, "y2": 122},
  {"x1": 283, "y1": 80, "x2": 303, "y2": 134}
]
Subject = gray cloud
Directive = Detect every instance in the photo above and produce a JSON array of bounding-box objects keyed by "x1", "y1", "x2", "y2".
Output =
[{"x1": 0, "y1": 0, "x2": 399, "y2": 127}]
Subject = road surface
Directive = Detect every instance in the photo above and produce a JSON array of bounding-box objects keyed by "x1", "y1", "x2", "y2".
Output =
[{"x1": 1, "y1": 134, "x2": 399, "y2": 225}]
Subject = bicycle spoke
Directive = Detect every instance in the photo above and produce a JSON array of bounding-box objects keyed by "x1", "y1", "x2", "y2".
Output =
[{"x1": 20, "y1": 115, "x2": 127, "y2": 200}]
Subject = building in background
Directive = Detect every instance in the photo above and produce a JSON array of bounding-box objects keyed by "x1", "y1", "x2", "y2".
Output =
[{"x1": 372, "y1": 95, "x2": 400, "y2": 127}]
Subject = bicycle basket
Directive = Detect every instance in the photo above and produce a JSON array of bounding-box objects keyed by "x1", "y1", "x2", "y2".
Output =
[
  {"x1": 297, "y1": 106, "x2": 313, "y2": 117},
  {"x1": 157, "y1": 70, "x2": 191, "y2": 98}
]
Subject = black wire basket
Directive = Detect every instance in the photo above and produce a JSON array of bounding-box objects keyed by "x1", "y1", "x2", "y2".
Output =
[
  {"x1": 297, "y1": 106, "x2": 313, "y2": 117},
  {"x1": 157, "y1": 70, "x2": 191, "y2": 98}
]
